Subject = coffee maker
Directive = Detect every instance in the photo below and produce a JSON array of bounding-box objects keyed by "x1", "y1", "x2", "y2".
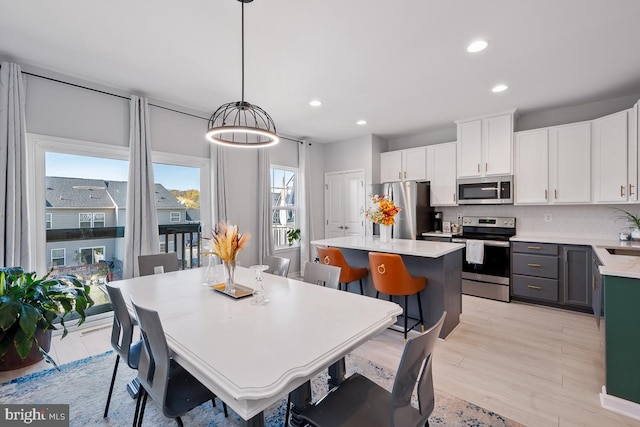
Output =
[{"x1": 432, "y1": 211, "x2": 443, "y2": 232}]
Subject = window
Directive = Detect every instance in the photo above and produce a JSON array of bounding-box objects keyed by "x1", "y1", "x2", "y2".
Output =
[
  {"x1": 93, "y1": 213, "x2": 105, "y2": 228},
  {"x1": 170, "y1": 212, "x2": 181, "y2": 223},
  {"x1": 78, "y1": 247, "x2": 105, "y2": 265},
  {"x1": 45, "y1": 213, "x2": 52, "y2": 230},
  {"x1": 51, "y1": 248, "x2": 65, "y2": 267},
  {"x1": 79, "y1": 213, "x2": 92, "y2": 228},
  {"x1": 270, "y1": 166, "x2": 297, "y2": 248}
]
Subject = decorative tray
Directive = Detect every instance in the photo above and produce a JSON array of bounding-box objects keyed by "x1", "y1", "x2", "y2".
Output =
[{"x1": 210, "y1": 283, "x2": 254, "y2": 299}]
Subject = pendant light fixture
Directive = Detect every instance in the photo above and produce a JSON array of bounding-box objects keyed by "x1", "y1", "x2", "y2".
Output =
[{"x1": 206, "y1": 0, "x2": 279, "y2": 148}]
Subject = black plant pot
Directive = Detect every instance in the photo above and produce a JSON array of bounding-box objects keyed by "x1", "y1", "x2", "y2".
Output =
[{"x1": 0, "y1": 328, "x2": 52, "y2": 371}]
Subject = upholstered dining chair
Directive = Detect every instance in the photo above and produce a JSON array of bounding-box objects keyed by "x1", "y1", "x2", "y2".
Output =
[
  {"x1": 317, "y1": 247, "x2": 368, "y2": 295},
  {"x1": 297, "y1": 312, "x2": 446, "y2": 427},
  {"x1": 104, "y1": 284, "x2": 142, "y2": 418},
  {"x1": 264, "y1": 255, "x2": 291, "y2": 277},
  {"x1": 131, "y1": 300, "x2": 228, "y2": 427},
  {"x1": 302, "y1": 261, "x2": 341, "y2": 289},
  {"x1": 369, "y1": 252, "x2": 426, "y2": 342},
  {"x1": 137, "y1": 253, "x2": 179, "y2": 276}
]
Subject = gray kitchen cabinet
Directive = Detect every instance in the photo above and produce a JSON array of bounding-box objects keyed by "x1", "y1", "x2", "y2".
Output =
[
  {"x1": 592, "y1": 252, "x2": 603, "y2": 329},
  {"x1": 562, "y1": 245, "x2": 592, "y2": 308}
]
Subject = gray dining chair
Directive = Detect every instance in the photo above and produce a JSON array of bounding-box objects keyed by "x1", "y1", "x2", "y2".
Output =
[
  {"x1": 137, "y1": 253, "x2": 179, "y2": 276},
  {"x1": 297, "y1": 311, "x2": 446, "y2": 427},
  {"x1": 104, "y1": 284, "x2": 142, "y2": 418},
  {"x1": 131, "y1": 300, "x2": 228, "y2": 427},
  {"x1": 264, "y1": 255, "x2": 291, "y2": 277},
  {"x1": 302, "y1": 261, "x2": 341, "y2": 289}
]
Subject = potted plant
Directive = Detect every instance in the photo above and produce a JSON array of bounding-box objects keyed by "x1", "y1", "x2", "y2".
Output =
[
  {"x1": 286, "y1": 228, "x2": 301, "y2": 246},
  {"x1": 0, "y1": 267, "x2": 94, "y2": 370},
  {"x1": 616, "y1": 209, "x2": 640, "y2": 240}
]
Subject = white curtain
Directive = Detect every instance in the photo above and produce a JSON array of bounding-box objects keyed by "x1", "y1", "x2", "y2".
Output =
[
  {"x1": 258, "y1": 148, "x2": 273, "y2": 263},
  {"x1": 298, "y1": 141, "x2": 314, "y2": 274},
  {"x1": 123, "y1": 95, "x2": 160, "y2": 278},
  {"x1": 0, "y1": 62, "x2": 30, "y2": 269},
  {"x1": 215, "y1": 145, "x2": 228, "y2": 225}
]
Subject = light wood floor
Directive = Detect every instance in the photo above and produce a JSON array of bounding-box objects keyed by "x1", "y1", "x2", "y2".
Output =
[{"x1": 2, "y1": 295, "x2": 639, "y2": 426}]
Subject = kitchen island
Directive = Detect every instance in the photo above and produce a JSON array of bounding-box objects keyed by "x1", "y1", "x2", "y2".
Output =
[{"x1": 311, "y1": 236, "x2": 464, "y2": 338}]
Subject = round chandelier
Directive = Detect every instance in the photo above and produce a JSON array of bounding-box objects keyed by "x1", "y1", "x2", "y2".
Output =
[{"x1": 206, "y1": 0, "x2": 279, "y2": 148}]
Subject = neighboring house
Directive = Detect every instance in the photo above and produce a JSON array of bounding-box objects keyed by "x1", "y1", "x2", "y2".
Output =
[{"x1": 45, "y1": 177, "x2": 193, "y2": 269}]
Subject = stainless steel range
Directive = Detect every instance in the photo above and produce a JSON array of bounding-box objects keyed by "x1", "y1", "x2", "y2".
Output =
[{"x1": 452, "y1": 216, "x2": 516, "y2": 302}]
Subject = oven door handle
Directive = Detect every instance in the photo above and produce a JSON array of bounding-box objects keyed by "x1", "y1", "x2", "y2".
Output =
[{"x1": 452, "y1": 238, "x2": 511, "y2": 248}]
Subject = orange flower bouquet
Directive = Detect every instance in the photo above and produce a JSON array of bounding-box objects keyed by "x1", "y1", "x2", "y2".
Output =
[
  {"x1": 204, "y1": 223, "x2": 250, "y2": 293},
  {"x1": 365, "y1": 194, "x2": 401, "y2": 226}
]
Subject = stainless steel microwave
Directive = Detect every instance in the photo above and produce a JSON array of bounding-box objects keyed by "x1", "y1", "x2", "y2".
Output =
[{"x1": 457, "y1": 175, "x2": 513, "y2": 205}]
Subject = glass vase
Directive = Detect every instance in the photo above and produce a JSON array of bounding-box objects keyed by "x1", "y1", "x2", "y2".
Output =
[
  {"x1": 223, "y1": 259, "x2": 236, "y2": 294},
  {"x1": 203, "y1": 254, "x2": 218, "y2": 286}
]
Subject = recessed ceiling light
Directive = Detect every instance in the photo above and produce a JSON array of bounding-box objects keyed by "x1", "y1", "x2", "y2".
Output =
[
  {"x1": 309, "y1": 99, "x2": 322, "y2": 107},
  {"x1": 356, "y1": 120, "x2": 367, "y2": 126},
  {"x1": 492, "y1": 84, "x2": 509, "y2": 93},
  {"x1": 467, "y1": 40, "x2": 488, "y2": 53}
]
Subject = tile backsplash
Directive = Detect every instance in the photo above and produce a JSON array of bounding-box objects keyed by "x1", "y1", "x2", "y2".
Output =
[{"x1": 440, "y1": 205, "x2": 639, "y2": 239}]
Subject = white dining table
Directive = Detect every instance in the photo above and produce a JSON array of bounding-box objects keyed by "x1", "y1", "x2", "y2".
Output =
[{"x1": 112, "y1": 265, "x2": 402, "y2": 426}]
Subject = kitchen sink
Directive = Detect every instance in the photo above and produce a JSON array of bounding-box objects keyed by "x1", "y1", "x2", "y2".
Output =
[{"x1": 605, "y1": 247, "x2": 640, "y2": 257}]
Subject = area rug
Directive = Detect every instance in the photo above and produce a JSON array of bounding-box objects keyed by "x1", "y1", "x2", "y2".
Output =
[{"x1": 0, "y1": 351, "x2": 523, "y2": 426}]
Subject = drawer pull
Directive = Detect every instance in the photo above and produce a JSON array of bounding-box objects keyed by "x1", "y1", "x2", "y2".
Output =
[
  {"x1": 527, "y1": 285, "x2": 542, "y2": 290},
  {"x1": 527, "y1": 263, "x2": 542, "y2": 267},
  {"x1": 527, "y1": 246, "x2": 542, "y2": 250}
]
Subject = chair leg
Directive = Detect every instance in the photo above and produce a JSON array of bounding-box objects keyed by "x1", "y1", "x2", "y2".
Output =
[
  {"x1": 284, "y1": 394, "x2": 291, "y2": 427},
  {"x1": 175, "y1": 416, "x2": 183, "y2": 427},
  {"x1": 137, "y1": 389, "x2": 148, "y2": 427},
  {"x1": 103, "y1": 354, "x2": 120, "y2": 418},
  {"x1": 359, "y1": 279, "x2": 364, "y2": 295},
  {"x1": 375, "y1": 290, "x2": 379, "y2": 299},
  {"x1": 223, "y1": 402, "x2": 228, "y2": 418},
  {"x1": 132, "y1": 386, "x2": 144, "y2": 427},
  {"x1": 404, "y1": 295, "x2": 409, "y2": 342},
  {"x1": 416, "y1": 293, "x2": 425, "y2": 332}
]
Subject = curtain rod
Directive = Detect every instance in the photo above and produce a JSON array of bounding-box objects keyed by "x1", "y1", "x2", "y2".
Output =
[{"x1": 20, "y1": 70, "x2": 307, "y2": 144}]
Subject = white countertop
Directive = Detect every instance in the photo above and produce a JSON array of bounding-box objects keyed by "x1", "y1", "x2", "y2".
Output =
[
  {"x1": 311, "y1": 235, "x2": 464, "y2": 258},
  {"x1": 512, "y1": 233, "x2": 640, "y2": 279}
]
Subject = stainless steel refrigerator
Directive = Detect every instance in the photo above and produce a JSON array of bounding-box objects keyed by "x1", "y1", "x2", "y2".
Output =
[{"x1": 369, "y1": 181, "x2": 434, "y2": 240}]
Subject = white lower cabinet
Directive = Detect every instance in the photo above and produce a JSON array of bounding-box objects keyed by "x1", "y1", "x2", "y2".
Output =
[
  {"x1": 515, "y1": 122, "x2": 591, "y2": 205},
  {"x1": 427, "y1": 142, "x2": 457, "y2": 206}
]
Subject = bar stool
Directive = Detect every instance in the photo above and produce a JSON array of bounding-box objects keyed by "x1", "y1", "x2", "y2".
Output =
[
  {"x1": 368, "y1": 252, "x2": 426, "y2": 342},
  {"x1": 317, "y1": 247, "x2": 368, "y2": 295}
]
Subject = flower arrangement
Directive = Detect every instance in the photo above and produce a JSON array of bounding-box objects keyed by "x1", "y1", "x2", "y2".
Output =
[
  {"x1": 365, "y1": 194, "x2": 401, "y2": 226},
  {"x1": 204, "y1": 222, "x2": 250, "y2": 262}
]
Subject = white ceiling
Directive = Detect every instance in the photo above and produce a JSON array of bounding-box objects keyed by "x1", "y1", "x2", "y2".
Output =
[{"x1": 1, "y1": 0, "x2": 640, "y2": 143}]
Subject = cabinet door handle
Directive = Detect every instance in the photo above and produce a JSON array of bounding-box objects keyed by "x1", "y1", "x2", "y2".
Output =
[
  {"x1": 621, "y1": 185, "x2": 625, "y2": 197},
  {"x1": 527, "y1": 285, "x2": 543, "y2": 290},
  {"x1": 485, "y1": 163, "x2": 488, "y2": 172},
  {"x1": 592, "y1": 275, "x2": 596, "y2": 290},
  {"x1": 554, "y1": 189, "x2": 557, "y2": 199},
  {"x1": 544, "y1": 189, "x2": 548, "y2": 200},
  {"x1": 453, "y1": 193, "x2": 456, "y2": 202},
  {"x1": 630, "y1": 184, "x2": 635, "y2": 197},
  {"x1": 404, "y1": 171, "x2": 407, "y2": 179},
  {"x1": 398, "y1": 171, "x2": 402, "y2": 179},
  {"x1": 527, "y1": 263, "x2": 542, "y2": 268},
  {"x1": 527, "y1": 246, "x2": 542, "y2": 250}
]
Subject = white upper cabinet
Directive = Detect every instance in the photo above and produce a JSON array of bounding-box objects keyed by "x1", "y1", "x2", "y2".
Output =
[
  {"x1": 549, "y1": 122, "x2": 591, "y2": 204},
  {"x1": 592, "y1": 109, "x2": 637, "y2": 203},
  {"x1": 427, "y1": 142, "x2": 457, "y2": 206},
  {"x1": 514, "y1": 122, "x2": 591, "y2": 205},
  {"x1": 514, "y1": 129, "x2": 549, "y2": 204},
  {"x1": 380, "y1": 147, "x2": 427, "y2": 183},
  {"x1": 456, "y1": 111, "x2": 515, "y2": 178}
]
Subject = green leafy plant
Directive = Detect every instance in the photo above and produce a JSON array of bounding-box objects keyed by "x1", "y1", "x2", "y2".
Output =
[
  {"x1": 0, "y1": 267, "x2": 94, "y2": 368},
  {"x1": 615, "y1": 208, "x2": 640, "y2": 229},
  {"x1": 287, "y1": 228, "x2": 301, "y2": 246}
]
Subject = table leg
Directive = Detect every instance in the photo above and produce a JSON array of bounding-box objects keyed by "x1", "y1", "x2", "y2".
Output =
[
  {"x1": 289, "y1": 380, "x2": 312, "y2": 427},
  {"x1": 328, "y1": 357, "x2": 346, "y2": 388},
  {"x1": 243, "y1": 412, "x2": 265, "y2": 427}
]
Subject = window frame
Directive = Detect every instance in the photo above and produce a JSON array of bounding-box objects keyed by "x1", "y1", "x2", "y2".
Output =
[
  {"x1": 78, "y1": 246, "x2": 106, "y2": 265},
  {"x1": 169, "y1": 211, "x2": 181, "y2": 223},
  {"x1": 45, "y1": 213, "x2": 52, "y2": 230},
  {"x1": 270, "y1": 165, "x2": 299, "y2": 249},
  {"x1": 50, "y1": 248, "x2": 65, "y2": 267},
  {"x1": 93, "y1": 212, "x2": 106, "y2": 228},
  {"x1": 79, "y1": 212, "x2": 93, "y2": 228}
]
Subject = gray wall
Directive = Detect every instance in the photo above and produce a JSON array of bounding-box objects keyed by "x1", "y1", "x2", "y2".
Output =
[
  {"x1": 324, "y1": 135, "x2": 372, "y2": 183},
  {"x1": 47, "y1": 209, "x2": 116, "y2": 229}
]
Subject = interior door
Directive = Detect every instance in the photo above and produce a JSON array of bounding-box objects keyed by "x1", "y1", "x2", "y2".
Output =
[{"x1": 325, "y1": 170, "x2": 365, "y2": 238}]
